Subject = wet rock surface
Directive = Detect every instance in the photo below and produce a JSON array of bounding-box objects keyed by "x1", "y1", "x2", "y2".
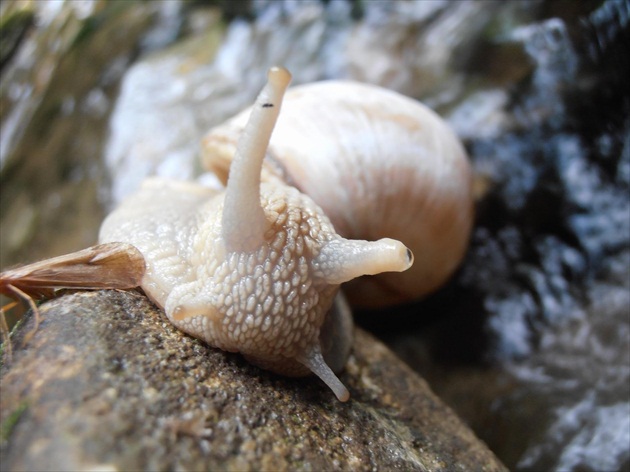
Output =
[
  {"x1": 0, "y1": 290, "x2": 505, "y2": 472},
  {"x1": 1, "y1": 0, "x2": 629, "y2": 470}
]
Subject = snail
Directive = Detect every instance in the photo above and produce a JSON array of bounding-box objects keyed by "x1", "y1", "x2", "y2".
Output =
[{"x1": 98, "y1": 66, "x2": 473, "y2": 402}]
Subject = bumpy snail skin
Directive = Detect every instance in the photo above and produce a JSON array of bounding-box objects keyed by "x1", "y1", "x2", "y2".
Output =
[
  {"x1": 203, "y1": 80, "x2": 474, "y2": 307},
  {"x1": 100, "y1": 67, "x2": 413, "y2": 401}
]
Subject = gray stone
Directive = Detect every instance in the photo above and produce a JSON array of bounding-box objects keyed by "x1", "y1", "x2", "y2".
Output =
[{"x1": 1, "y1": 290, "x2": 505, "y2": 471}]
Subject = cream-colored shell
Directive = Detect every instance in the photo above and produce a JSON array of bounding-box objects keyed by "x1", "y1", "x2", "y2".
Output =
[{"x1": 203, "y1": 82, "x2": 474, "y2": 307}]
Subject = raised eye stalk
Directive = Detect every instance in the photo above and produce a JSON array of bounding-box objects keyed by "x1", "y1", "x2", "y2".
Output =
[{"x1": 222, "y1": 67, "x2": 292, "y2": 253}]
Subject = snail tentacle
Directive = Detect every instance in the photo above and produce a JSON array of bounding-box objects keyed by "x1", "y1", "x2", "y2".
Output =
[
  {"x1": 313, "y1": 238, "x2": 414, "y2": 285},
  {"x1": 296, "y1": 344, "x2": 350, "y2": 402},
  {"x1": 222, "y1": 67, "x2": 292, "y2": 253}
]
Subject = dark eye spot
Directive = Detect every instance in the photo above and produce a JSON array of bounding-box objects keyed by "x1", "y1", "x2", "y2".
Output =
[
  {"x1": 406, "y1": 248, "x2": 414, "y2": 264},
  {"x1": 262, "y1": 103, "x2": 274, "y2": 108}
]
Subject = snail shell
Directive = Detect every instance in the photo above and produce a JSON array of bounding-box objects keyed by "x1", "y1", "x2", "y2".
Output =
[
  {"x1": 100, "y1": 68, "x2": 414, "y2": 401},
  {"x1": 202, "y1": 81, "x2": 474, "y2": 308}
]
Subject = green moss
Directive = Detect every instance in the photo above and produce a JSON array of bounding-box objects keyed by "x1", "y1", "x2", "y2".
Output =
[
  {"x1": 0, "y1": 315, "x2": 25, "y2": 369},
  {"x1": 71, "y1": 1, "x2": 136, "y2": 49},
  {"x1": 1, "y1": 401, "x2": 28, "y2": 443},
  {"x1": 0, "y1": 8, "x2": 35, "y2": 68},
  {"x1": 0, "y1": 7, "x2": 34, "y2": 31}
]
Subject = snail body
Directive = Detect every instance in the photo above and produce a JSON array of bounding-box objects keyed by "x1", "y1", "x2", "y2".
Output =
[
  {"x1": 100, "y1": 68, "x2": 414, "y2": 401},
  {"x1": 202, "y1": 81, "x2": 474, "y2": 307}
]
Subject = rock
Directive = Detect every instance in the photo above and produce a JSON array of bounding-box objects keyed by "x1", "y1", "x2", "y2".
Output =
[{"x1": 1, "y1": 290, "x2": 505, "y2": 471}]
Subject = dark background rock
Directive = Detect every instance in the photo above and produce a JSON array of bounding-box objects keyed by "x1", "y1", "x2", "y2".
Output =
[{"x1": 0, "y1": 290, "x2": 505, "y2": 472}]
